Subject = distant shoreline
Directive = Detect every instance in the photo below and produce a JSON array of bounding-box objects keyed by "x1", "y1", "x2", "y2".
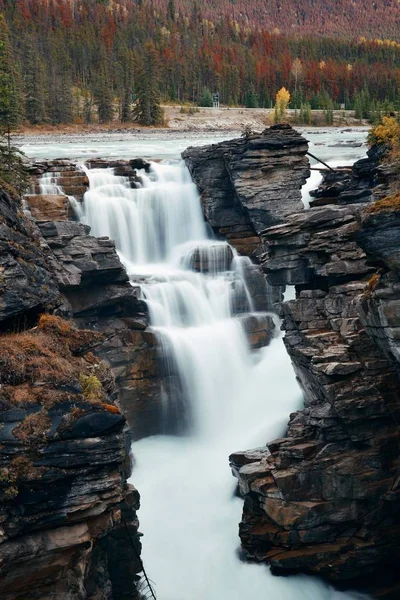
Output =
[{"x1": 14, "y1": 107, "x2": 370, "y2": 139}]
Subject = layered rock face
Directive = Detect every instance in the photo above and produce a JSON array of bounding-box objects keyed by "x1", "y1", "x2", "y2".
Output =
[
  {"x1": 0, "y1": 180, "x2": 144, "y2": 598},
  {"x1": 0, "y1": 316, "x2": 142, "y2": 600},
  {"x1": 183, "y1": 123, "x2": 310, "y2": 260},
  {"x1": 29, "y1": 160, "x2": 90, "y2": 201},
  {"x1": 0, "y1": 183, "x2": 61, "y2": 330},
  {"x1": 231, "y1": 159, "x2": 400, "y2": 597}
]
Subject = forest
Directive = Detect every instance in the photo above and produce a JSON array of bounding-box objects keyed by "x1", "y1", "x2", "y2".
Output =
[{"x1": 0, "y1": 0, "x2": 399, "y2": 126}]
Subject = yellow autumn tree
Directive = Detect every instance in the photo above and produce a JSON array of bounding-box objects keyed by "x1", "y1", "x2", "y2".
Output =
[
  {"x1": 368, "y1": 116, "x2": 400, "y2": 149},
  {"x1": 274, "y1": 87, "x2": 291, "y2": 123}
]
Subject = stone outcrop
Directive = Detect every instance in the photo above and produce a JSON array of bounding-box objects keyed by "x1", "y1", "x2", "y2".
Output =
[
  {"x1": 0, "y1": 182, "x2": 61, "y2": 331},
  {"x1": 182, "y1": 123, "x2": 310, "y2": 260},
  {"x1": 230, "y1": 155, "x2": 400, "y2": 598},
  {"x1": 309, "y1": 143, "x2": 393, "y2": 208},
  {"x1": 29, "y1": 160, "x2": 90, "y2": 201},
  {"x1": 25, "y1": 193, "x2": 72, "y2": 220},
  {"x1": 0, "y1": 178, "x2": 144, "y2": 598},
  {"x1": 0, "y1": 315, "x2": 142, "y2": 600}
]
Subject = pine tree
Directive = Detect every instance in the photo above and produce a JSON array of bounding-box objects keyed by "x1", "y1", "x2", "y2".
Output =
[
  {"x1": 133, "y1": 42, "x2": 164, "y2": 126},
  {"x1": 245, "y1": 86, "x2": 258, "y2": 108},
  {"x1": 47, "y1": 36, "x2": 73, "y2": 124},
  {"x1": 24, "y1": 38, "x2": 47, "y2": 124},
  {"x1": 199, "y1": 88, "x2": 213, "y2": 107},
  {"x1": 116, "y1": 48, "x2": 134, "y2": 123},
  {"x1": 95, "y1": 65, "x2": 114, "y2": 123},
  {"x1": 0, "y1": 16, "x2": 23, "y2": 144}
]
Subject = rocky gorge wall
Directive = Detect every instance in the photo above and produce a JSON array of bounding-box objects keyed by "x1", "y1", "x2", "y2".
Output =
[
  {"x1": 0, "y1": 183, "x2": 143, "y2": 598},
  {"x1": 182, "y1": 123, "x2": 310, "y2": 260},
  {"x1": 225, "y1": 142, "x2": 400, "y2": 598}
]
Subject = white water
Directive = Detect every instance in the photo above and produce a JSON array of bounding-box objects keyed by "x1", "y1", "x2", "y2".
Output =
[
  {"x1": 39, "y1": 171, "x2": 63, "y2": 194},
  {"x1": 77, "y1": 160, "x2": 367, "y2": 599}
]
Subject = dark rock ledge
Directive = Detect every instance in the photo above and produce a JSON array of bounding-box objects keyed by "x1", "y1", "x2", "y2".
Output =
[
  {"x1": 230, "y1": 151, "x2": 400, "y2": 599},
  {"x1": 183, "y1": 123, "x2": 310, "y2": 260},
  {"x1": 0, "y1": 184, "x2": 142, "y2": 599}
]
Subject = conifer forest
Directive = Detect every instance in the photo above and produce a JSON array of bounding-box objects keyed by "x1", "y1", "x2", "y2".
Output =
[{"x1": 0, "y1": 0, "x2": 400, "y2": 126}]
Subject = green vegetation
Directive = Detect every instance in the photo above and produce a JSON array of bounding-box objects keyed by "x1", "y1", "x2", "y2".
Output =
[
  {"x1": 199, "y1": 89, "x2": 213, "y2": 107},
  {"x1": 79, "y1": 374, "x2": 102, "y2": 401},
  {"x1": 132, "y1": 41, "x2": 164, "y2": 126},
  {"x1": 0, "y1": 2, "x2": 399, "y2": 125},
  {"x1": 0, "y1": 16, "x2": 23, "y2": 142}
]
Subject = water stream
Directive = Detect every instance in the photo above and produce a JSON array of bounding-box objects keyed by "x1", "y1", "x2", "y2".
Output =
[{"x1": 75, "y1": 161, "x2": 367, "y2": 600}]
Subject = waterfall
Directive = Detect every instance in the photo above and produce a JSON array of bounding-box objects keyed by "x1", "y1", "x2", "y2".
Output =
[
  {"x1": 79, "y1": 160, "x2": 367, "y2": 600},
  {"x1": 39, "y1": 171, "x2": 63, "y2": 194}
]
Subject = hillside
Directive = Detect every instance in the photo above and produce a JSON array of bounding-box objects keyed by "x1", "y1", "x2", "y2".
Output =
[
  {"x1": 1, "y1": 0, "x2": 400, "y2": 127},
  {"x1": 165, "y1": 0, "x2": 400, "y2": 40}
]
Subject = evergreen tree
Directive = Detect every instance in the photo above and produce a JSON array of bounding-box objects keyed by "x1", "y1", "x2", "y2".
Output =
[
  {"x1": 0, "y1": 141, "x2": 29, "y2": 194},
  {"x1": 324, "y1": 97, "x2": 334, "y2": 125},
  {"x1": 133, "y1": 42, "x2": 164, "y2": 126},
  {"x1": 47, "y1": 37, "x2": 73, "y2": 124},
  {"x1": 0, "y1": 16, "x2": 23, "y2": 144},
  {"x1": 199, "y1": 88, "x2": 213, "y2": 107},
  {"x1": 116, "y1": 48, "x2": 134, "y2": 123},
  {"x1": 24, "y1": 38, "x2": 47, "y2": 124},
  {"x1": 299, "y1": 102, "x2": 312, "y2": 124},
  {"x1": 354, "y1": 87, "x2": 371, "y2": 121},
  {"x1": 245, "y1": 86, "x2": 258, "y2": 108},
  {"x1": 95, "y1": 65, "x2": 114, "y2": 123}
]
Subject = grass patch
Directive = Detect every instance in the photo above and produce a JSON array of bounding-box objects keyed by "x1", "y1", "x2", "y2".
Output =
[
  {"x1": 365, "y1": 193, "x2": 400, "y2": 214},
  {"x1": 0, "y1": 315, "x2": 114, "y2": 409},
  {"x1": 13, "y1": 411, "x2": 51, "y2": 446}
]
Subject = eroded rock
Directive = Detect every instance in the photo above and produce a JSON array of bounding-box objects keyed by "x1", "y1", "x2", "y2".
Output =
[{"x1": 232, "y1": 175, "x2": 400, "y2": 596}]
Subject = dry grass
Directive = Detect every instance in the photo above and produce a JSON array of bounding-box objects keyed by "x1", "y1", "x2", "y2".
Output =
[
  {"x1": 0, "y1": 315, "x2": 113, "y2": 410},
  {"x1": 13, "y1": 412, "x2": 51, "y2": 445},
  {"x1": 365, "y1": 193, "x2": 400, "y2": 214}
]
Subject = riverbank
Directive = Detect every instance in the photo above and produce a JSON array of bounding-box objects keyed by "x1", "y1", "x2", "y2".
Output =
[{"x1": 15, "y1": 106, "x2": 369, "y2": 138}]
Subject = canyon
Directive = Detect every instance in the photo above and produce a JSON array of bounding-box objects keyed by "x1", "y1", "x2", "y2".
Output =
[{"x1": 0, "y1": 124, "x2": 398, "y2": 599}]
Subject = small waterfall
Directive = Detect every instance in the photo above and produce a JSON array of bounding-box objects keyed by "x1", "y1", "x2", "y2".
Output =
[
  {"x1": 79, "y1": 160, "x2": 367, "y2": 600},
  {"x1": 80, "y1": 163, "x2": 207, "y2": 266},
  {"x1": 38, "y1": 170, "x2": 84, "y2": 220},
  {"x1": 39, "y1": 171, "x2": 63, "y2": 194}
]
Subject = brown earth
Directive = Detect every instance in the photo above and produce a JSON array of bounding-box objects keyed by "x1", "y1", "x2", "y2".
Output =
[{"x1": 15, "y1": 106, "x2": 368, "y2": 136}]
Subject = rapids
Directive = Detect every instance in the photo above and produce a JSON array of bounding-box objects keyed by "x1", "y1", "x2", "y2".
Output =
[{"x1": 76, "y1": 160, "x2": 368, "y2": 600}]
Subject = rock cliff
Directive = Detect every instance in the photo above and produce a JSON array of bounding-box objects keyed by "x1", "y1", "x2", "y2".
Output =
[
  {"x1": 230, "y1": 151, "x2": 400, "y2": 598},
  {"x1": 182, "y1": 123, "x2": 310, "y2": 260},
  {"x1": 0, "y1": 180, "x2": 143, "y2": 599}
]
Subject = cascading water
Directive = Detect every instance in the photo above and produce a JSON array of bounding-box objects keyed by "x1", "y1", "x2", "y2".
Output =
[
  {"x1": 39, "y1": 171, "x2": 63, "y2": 194},
  {"x1": 79, "y1": 161, "x2": 367, "y2": 600}
]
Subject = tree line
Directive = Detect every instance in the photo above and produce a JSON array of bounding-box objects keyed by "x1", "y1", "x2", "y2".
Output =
[{"x1": 0, "y1": 0, "x2": 400, "y2": 128}]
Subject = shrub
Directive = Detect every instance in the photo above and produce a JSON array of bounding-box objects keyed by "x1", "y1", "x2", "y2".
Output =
[
  {"x1": 368, "y1": 116, "x2": 400, "y2": 149},
  {"x1": 38, "y1": 313, "x2": 72, "y2": 335},
  {"x1": 79, "y1": 373, "x2": 102, "y2": 400}
]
